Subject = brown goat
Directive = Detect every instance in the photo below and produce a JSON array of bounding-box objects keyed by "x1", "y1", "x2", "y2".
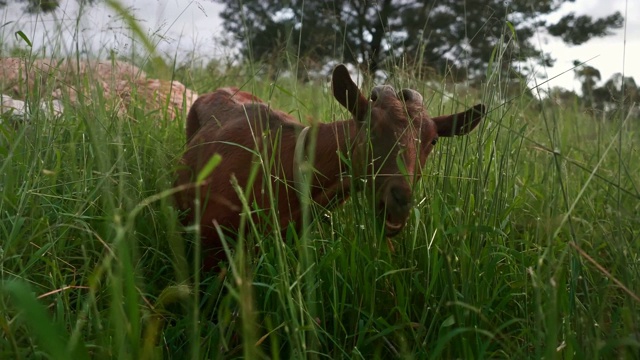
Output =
[{"x1": 174, "y1": 64, "x2": 486, "y2": 267}]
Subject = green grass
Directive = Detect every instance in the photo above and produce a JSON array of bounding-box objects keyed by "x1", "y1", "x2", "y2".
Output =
[{"x1": 2, "y1": 15, "x2": 640, "y2": 360}]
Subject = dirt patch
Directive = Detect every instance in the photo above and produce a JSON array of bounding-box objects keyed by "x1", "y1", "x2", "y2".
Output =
[{"x1": 0, "y1": 57, "x2": 198, "y2": 121}]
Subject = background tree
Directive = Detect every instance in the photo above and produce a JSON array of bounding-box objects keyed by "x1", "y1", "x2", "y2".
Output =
[
  {"x1": 0, "y1": 0, "x2": 93, "y2": 13},
  {"x1": 546, "y1": 87, "x2": 581, "y2": 109},
  {"x1": 573, "y1": 61, "x2": 601, "y2": 108},
  {"x1": 571, "y1": 60, "x2": 639, "y2": 118},
  {"x1": 214, "y1": 0, "x2": 623, "y2": 80},
  {"x1": 602, "y1": 73, "x2": 639, "y2": 107},
  {"x1": 597, "y1": 73, "x2": 639, "y2": 117}
]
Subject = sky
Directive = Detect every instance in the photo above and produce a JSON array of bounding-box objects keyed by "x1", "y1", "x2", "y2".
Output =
[{"x1": 1, "y1": 0, "x2": 638, "y2": 94}]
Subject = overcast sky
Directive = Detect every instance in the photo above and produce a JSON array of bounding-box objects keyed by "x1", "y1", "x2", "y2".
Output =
[{"x1": 2, "y1": 0, "x2": 638, "y2": 94}]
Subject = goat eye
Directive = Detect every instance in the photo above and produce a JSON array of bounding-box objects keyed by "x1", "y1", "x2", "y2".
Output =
[{"x1": 431, "y1": 138, "x2": 438, "y2": 146}]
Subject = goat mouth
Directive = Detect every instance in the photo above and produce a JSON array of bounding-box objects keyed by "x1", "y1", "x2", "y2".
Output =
[{"x1": 384, "y1": 220, "x2": 405, "y2": 237}]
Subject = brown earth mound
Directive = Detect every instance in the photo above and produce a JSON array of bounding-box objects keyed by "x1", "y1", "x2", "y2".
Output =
[{"x1": 0, "y1": 57, "x2": 198, "y2": 120}]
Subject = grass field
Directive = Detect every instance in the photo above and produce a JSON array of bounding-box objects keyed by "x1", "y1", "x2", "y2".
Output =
[{"x1": 2, "y1": 13, "x2": 640, "y2": 360}]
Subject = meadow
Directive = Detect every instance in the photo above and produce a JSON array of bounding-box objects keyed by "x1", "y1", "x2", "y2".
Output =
[{"x1": 1, "y1": 18, "x2": 640, "y2": 360}]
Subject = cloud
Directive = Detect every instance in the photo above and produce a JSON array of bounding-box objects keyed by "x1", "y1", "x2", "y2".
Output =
[{"x1": 1, "y1": 0, "x2": 227, "y2": 61}]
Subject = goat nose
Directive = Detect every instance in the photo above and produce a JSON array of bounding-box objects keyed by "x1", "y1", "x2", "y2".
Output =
[
  {"x1": 371, "y1": 85, "x2": 395, "y2": 101},
  {"x1": 380, "y1": 183, "x2": 412, "y2": 237},
  {"x1": 390, "y1": 185, "x2": 411, "y2": 208},
  {"x1": 380, "y1": 183, "x2": 411, "y2": 214},
  {"x1": 399, "y1": 88, "x2": 423, "y2": 103}
]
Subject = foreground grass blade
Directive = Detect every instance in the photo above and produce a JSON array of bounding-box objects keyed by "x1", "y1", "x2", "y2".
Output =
[{"x1": 2, "y1": 281, "x2": 89, "y2": 360}]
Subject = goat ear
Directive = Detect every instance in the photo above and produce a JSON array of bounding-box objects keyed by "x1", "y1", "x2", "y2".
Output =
[
  {"x1": 332, "y1": 64, "x2": 369, "y2": 122},
  {"x1": 433, "y1": 104, "x2": 486, "y2": 137}
]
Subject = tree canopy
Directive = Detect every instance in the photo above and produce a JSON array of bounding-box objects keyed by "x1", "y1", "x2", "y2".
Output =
[
  {"x1": 1, "y1": 0, "x2": 92, "y2": 13},
  {"x1": 214, "y1": 0, "x2": 623, "y2": 80},
  {"x1": 577, "y1": 67, "x2": 639, "y2": 116},
  {"x1": 3, "y1": 0, "x2": 625, "y2": 84}
]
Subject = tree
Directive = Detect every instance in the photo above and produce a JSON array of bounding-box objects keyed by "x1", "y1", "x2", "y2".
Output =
[
  {"x1": 547, "y1": 87, "x2": 580, "y2": 109},
  {"x1": 573, "y1": 61, "x2": 601, "y2": 108},
  {"x1": 603, "y1": 73, "x2": 639, "y2": 106},
  {"x1": 571, "y1": 62, "x2": 639, "y2": 118},
  {"x1": 597, "y1": 73, "x2": 639, "y2": 116},
  {"x1": 0, "y1": 0, "x2": 95, "y2": 13},
  {"x1": 214, "y1": 0, "x2": 624, "y2": 79}
]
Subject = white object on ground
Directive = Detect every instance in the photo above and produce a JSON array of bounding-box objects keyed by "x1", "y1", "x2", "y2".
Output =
[{"x1": 0, "y1": 94, "x2": 65, "y2": 123}]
